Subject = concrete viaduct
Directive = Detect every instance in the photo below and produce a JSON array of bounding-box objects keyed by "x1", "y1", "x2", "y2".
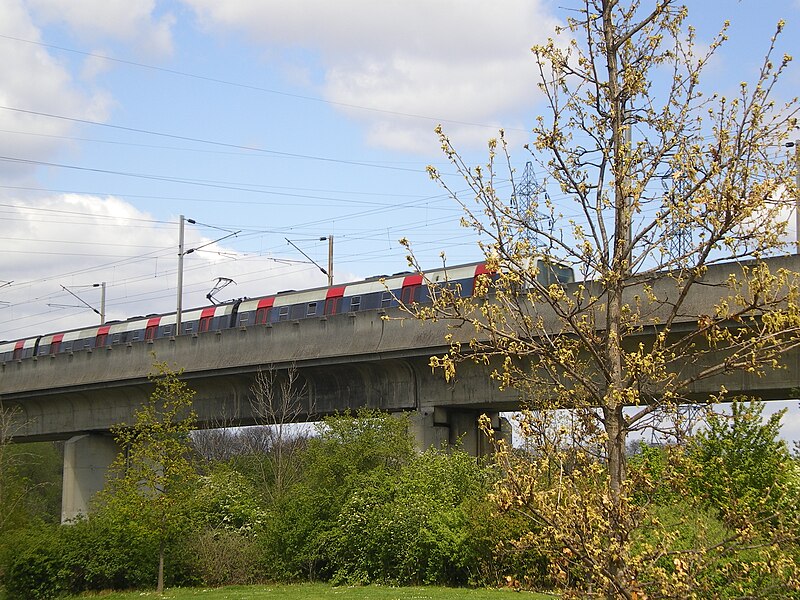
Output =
[{"x1": 2, "y1": 255, "x2": 800, "y2": 521}]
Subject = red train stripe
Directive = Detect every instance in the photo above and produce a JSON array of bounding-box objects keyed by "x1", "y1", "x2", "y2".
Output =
[
  {"x1": 257, "y1": 297, "x2": 275, "y2": 309},
  {"x1": 402, "y1": 274, "x2": 423, "y2": 287},
  {"x1": 326, "y1": 286, "x2": 346, "y2": 298}
]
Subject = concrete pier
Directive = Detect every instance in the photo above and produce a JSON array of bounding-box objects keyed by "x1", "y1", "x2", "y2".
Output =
[{"x1": 61, "y1": 433, "x2": 119, "y2": 523}]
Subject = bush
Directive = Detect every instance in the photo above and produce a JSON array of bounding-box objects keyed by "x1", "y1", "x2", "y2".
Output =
[
  {"x1": 190, "y1": 530, "x2": 260, "y2": 586},
  {"x1": 58, "y1": 512, "x2": 160, "y2": 593},
  {"x1": 1, "y1": 524, "x2": 65, "y2": 600},
  {"x1": 255, "y1": 410, "x2": 416, "y2": 580},
  {"x1": 687, "y1": 399, "x2": 798, "y2": 527},
  {"x1": 192, "y1": 465, "x2": 267, "y2": 533},
  {"x1": 2, "y1": 509, "x2": 200, "y2": 597},
  {"x1": 327, "y1": 448, "x2": 497, "y2": 586}
]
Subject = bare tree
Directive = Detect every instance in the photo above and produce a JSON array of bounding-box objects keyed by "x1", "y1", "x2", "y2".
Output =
[
  {"x1": 191, "y1": 395, "x2": 244, "y2": 464},
  {"x1": 248, "y1": 365, "x2": 313, "y2": 503},
  {"x1": 0, "y1": 399, "x2": 25, "y2": 532}
]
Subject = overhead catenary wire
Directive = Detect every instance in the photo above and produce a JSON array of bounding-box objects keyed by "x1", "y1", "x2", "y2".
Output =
[
  {"x1": 0, "y1": 106, "x2": 426, "y2": 174},
  {"x1": 0, "y1": 33, "x2": 531, "y2": 134}
]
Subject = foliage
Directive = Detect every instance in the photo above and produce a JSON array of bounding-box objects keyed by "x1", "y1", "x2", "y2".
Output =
[
  {"x1": 0, "y1": 441, "x2": 62, "y2": 534},
  {"x1": 98, "y1": 359, "x2": 199, "y2": 593},
  {"x1": 0, "y1": 524, "x2": 65, "y2": 600},
  {"x1": 192, "y1": 463, "x2": 267, "y2": 533},
  {"x1": 687, "y1": 398, "x2": 800, "y2": 526},
  {"x1": 57, "y1": 512, "x2": 163, "y2": 593},
  {"x1": 189, "y1": 529, "x2": 261, "y2": 587},
  {"x1": 0, "y1": 405, "x2": 61, "y2": 533},
  {"x1": 401, "y1": 0, "x2": 800, "y2": 596},
  {"x1": 256, "y1": 409, "x2": 415, "y2": 581},
  {"x1": 484, "y1": 412, "x2": 800, "y2": 598},
  {"x1": 327, "y1": 448, "x2": 493, "y2": 586}
]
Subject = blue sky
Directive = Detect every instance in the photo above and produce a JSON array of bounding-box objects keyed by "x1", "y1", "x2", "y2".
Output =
[{"x1": 1, "y1": 1, "x2": 799, "y2": 437}]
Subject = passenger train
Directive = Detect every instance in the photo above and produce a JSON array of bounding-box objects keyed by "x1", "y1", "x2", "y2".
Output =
[{"x1": 0, "y1": 260, "x2": 574, "y2": 363}]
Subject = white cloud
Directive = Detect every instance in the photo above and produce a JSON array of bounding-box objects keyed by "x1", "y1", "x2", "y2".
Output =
[
  {"x1": 182, "y1": 0, "x2": 560, "y2": 153},
  {"x1": 26, "y1": 0, "x2": 176, "y2": 58},
  {"x1": 0, "y1": 193, "x2": 328, "y2": 341},
  {"x1": 0, "y1": 0, "x2": 112, "y2": 179}
]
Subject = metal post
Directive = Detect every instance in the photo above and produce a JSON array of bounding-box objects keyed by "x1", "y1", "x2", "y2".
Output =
[
  {"x1": 794, "y1": 142, "x2": 800, "y2": 255},
  {"x1": 327, "y1": 235, "x2": 334, "y2": 287},
  {"x1": 177, "y1": 215, "x2": 185, "y2": 335},
  {"x1": 92, "y1": 282, "x2": 106, "y2": 324},
  {"x1": 99, "y1": 282, "x2": 105, "y2": 325}
]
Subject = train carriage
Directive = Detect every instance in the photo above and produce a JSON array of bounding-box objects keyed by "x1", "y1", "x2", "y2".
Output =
[
  {"x1": 0, "y1": 337, "x2": 37, "y2": 362},
  {"x1": 0, "y1": 260, "x2": 574, "y2": 364}
]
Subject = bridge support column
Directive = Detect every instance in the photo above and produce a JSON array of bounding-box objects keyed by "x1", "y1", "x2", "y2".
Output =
[
  {"x1": 408, "y1": 408, "x2": 510, "y2": 456},
  {"x1": 407, "y1": 408, "x2": 450, "y2": 451},
  {"x1": 61, "y1": 433, "x2": 119, "y2": 523}
]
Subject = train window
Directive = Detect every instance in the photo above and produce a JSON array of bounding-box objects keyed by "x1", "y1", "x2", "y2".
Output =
[
  {"x1": 324, "y1": 297, "x2": 341, "y2": 315},
  {"x1": 381, "y1": 291, "x2": 393, "y2": 308},
  {"x1": 163, "y1": 325, "x2": 172, "y2": 336},
  {"x1": 83, "y1": 339, "x2": 92, "y2": 349},
  {"x1": 306, "y1": 302, "x2": 318, "y2": 317},
  {"x1": 401, "y1": 284, "x2": 419, "y2": 304},
  {"x1": 145, "y1": 325, "x2": 158, "y2": 341},
  {"x1": 50, "y1": 341, "x2": 61, "y2": 355},
  {"x1": 256, "y1": 307, "x2": 272, "y2": 324},
  {"x1": 278, "y1": 306, "x2": 290, "y2": 321},
  {"x1": 536, "y1": 260, "x2": 575, "y2": 286},
  {"x1": 350, "y1": 296, "x2": 361, "y2": 312},
  {"x1": 199, "y1": 316, "x2": 211, "y2": 333},
  {"x1": 12, "y1": 347, "x2": 22, "y2": 360},
  {"x1": 96, "y1": 333, "x2": 107, "y2": 348},
  {"x1": 239, "y1": 314, "x2": 250, "y2": 326}
]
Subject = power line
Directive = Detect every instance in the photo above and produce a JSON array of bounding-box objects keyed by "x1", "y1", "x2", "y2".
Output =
[
  {"x1": 0, "y1": 105, "x2": 424, "y2": 173},
  {"x1": 0, "y1": 154, "x2": 439, "y2": 205},
  {"x1": 0, "y1": 127, "x2": 445, "y2": 167},
  {"x1": 0, "y1": 33, "x2": 529, "y2": 134},
  {"x1": 0, "y1": 181, "x2": 450, "y2": 210}
]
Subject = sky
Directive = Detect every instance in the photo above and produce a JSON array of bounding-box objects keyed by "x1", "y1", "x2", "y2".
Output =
[{"x1": 1, "y1": 1, "x2": 799, "y2": 438}]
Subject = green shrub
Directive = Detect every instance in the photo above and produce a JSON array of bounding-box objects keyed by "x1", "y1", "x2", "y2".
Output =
[
  {"x1": 190, "y1": 529, "x2": 260, "y2": 586},
  {"x1": 1, "y1": 524, "x2": 65, "y2": 600},
  {"x1": 58, "y1": 512, "x2": 160, "y2": 593},
  {"x1": 255, "y1": 410, "x2": 416, "y2": 581},
  {"x1": 687, "y1": 399, "x2": 798, "y2": 526},
  {"x1": 193, "y1": 465, "x2": 267, "y2": 533},
  {"x1": 1, "y1": 512, "x2": 200, "y2": 598},
  {"x1": 327, "y1": 448, "x2": 497, "y2": 586}
]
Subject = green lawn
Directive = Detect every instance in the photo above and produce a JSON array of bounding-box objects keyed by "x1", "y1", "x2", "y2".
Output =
[{"x1": 66, "y1": 583, "x2": 557, "y2": 600}]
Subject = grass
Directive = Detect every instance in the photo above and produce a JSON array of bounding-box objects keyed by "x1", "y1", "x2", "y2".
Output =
[{"x1": 66, "y1": 583, "x2": 557, "y2": 600}]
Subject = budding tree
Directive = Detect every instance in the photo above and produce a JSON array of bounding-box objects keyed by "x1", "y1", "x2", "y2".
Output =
[
  {"x1": 404, "y1": 1, "x2": 800, "y2": 597},
  {"x1": 101, "y1": 360, "x2": 198, "y2": 594}
]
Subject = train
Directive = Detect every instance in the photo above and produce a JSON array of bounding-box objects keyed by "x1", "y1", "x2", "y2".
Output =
[{"x1": 0, "y1": 259, "x2": 574, "y2": 363}]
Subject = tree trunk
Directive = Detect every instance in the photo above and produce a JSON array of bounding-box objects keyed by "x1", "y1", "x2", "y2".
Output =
[
  {"x1": 157, "y1": 541, "x2": 164, "y2": 593},
  {"x1": 604, "y1": 395, "x2": 630, "y2": 597}
]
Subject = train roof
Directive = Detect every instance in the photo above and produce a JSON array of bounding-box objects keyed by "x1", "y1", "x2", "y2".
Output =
[{"x1": 4, "y1": 261, "x2": 491, "y2": 343}]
